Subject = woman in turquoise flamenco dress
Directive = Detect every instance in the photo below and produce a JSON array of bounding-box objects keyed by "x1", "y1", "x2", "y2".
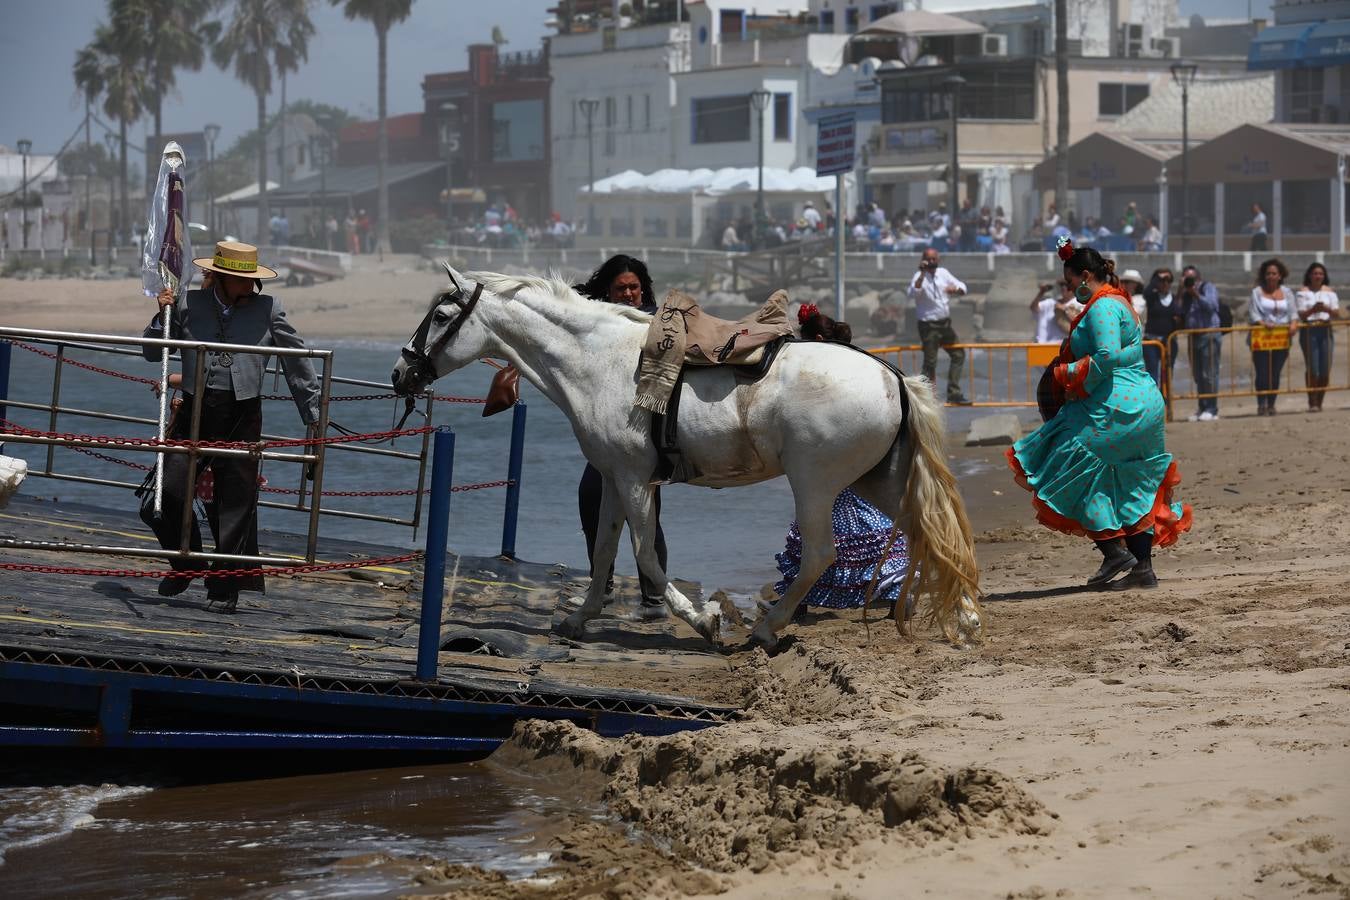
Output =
[{"x1": 1007, "y1": 240, "x2": 1192, "y2": 589}]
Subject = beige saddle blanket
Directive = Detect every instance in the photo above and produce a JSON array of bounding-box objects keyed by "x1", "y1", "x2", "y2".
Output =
[{"x1": 635, "y1": 289, "x2": 793, "y2": 414}]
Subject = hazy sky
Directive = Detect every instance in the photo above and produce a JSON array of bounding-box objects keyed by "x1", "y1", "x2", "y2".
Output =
[
  {"x1": 2, "y1": 0, "x2": 1273, "y2": 162},
  {"x1": 0, "y1": 0, "x2": 551, "y2": 159}
]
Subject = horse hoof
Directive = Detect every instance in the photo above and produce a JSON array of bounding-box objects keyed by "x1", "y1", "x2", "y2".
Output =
[
  {"x1": 748, "y1": 623, "x2": 779, "y2": 652},
  {"x1": 557, "y1": 612, "x2": 588, "y2": 640}
]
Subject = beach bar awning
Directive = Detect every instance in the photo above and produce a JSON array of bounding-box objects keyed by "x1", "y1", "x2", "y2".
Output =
[
  {"x1": 1032, "y1": 132, "x2": 1169, "y2": 190},
  {"x1": 1307, "y1": 19, "x2": 1350, "y2": 66},
  {"x1": 259, "y1": 161, "x2": 445, "y2": 206},
  {"x1": 1247, "y1": 22, "x2": 1317, "y2": 70}
]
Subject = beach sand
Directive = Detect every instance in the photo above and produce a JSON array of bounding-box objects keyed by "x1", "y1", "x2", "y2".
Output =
[
  {"x1": 412, "y1": 407, "x2": 1350, "y2": 900},
  {"x1": 4, "y1": 274, "x2": 1348, "y2": 897}
]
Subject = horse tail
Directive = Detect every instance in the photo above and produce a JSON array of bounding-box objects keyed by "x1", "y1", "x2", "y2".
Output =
[{"x1": 896, "y1": 375, "x2": 983, "y2": 642}]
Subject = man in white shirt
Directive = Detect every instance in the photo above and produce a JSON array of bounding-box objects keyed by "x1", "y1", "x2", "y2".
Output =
[
  {"x1": 906, "y1": 248, "x2": 973, "y2": 404},
  {"x1": 801, "y1": 201, "x2": 821, "y2": 231},
  {"x1": 1247, "y1": 203, "x2": 1268, "y2": 252}
]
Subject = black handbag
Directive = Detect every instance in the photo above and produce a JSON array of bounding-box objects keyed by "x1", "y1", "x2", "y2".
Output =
[{"x1": 1036, "y1": 338, "x2": 1070, "y2": 422}]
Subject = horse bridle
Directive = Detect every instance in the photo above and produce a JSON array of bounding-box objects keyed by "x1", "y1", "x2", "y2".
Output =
[
  {"x1": 401, "y1": 279, "x2": 483, "y2": 391},
  {"x1": 393, "y1": 277, "x2": 482, "y2": 431}
]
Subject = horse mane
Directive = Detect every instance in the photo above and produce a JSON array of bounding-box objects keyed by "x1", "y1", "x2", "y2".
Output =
[{"x1": 467, "y1": 269, "x2": 652, "y2": 324}]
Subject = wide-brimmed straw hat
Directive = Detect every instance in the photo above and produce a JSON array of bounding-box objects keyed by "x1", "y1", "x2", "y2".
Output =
[
  {"x1": 192, "y1": 240, "x2": 279, "y2": 280},
  {"x1": 1119, "y1": 267, "x2": 1144, "y2": 286}
]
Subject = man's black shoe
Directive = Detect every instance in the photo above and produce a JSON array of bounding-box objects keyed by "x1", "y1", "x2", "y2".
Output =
[{"x1": 949, "y1": 395, "x2": 974, "y2": 406}]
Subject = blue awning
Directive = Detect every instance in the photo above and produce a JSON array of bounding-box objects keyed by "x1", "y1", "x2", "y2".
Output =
[
  {"x1": 1247, "y1": 22, "x2": 1316, "y2": 70},
  {"x1": 1307, "y1": 19, "x2": 1350, "y2": 66}
]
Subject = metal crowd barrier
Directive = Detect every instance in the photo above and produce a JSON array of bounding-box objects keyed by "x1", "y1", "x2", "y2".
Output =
[
  {"x1": 1166, "y1": 320, "x2": 1348, "y2": 420},
  {"x1": 868, "y1": 340, "x2": 1170, "y2": 409}
]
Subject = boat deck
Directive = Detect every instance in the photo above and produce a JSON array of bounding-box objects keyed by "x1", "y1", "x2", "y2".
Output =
[{"x1": 0, "y1": 496, "x2": 739, "y2": 753}]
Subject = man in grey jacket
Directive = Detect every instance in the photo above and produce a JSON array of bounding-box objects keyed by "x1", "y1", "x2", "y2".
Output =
[{"x1": 142, "y1": 241, "x2": 321, "y2": 611}]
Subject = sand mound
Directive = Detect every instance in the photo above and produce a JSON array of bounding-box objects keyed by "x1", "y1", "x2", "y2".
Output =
[{"x1": 506, "y1": 719, "x2": 1051, "y2": 875}]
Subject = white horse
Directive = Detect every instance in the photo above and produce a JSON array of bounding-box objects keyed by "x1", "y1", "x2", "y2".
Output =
[{"x1": 391, "y1": 266, "x2": 982, "y2": 649}]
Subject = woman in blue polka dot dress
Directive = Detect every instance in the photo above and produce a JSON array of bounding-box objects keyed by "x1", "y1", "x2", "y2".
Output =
[
  {"x1": 773, "y1": 490, "x2": 910, "y2": 612},
  {"x1": 772, "y1": 305, "x2": 911, "y2": 614}
]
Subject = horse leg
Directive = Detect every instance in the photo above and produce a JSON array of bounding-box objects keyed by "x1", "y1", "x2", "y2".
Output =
[
  {"x1": 558, "y1": 472, "x2": 624, "y2": 640},
  {"x1": 615, "y1": 475, "x2": 721, "y2": 645},
  {"x1": 750, "y1": 486, "x2": 837, "y2": 650}
]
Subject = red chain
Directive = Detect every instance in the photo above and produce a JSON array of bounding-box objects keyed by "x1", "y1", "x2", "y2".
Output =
[
  {"x1": 258, "y1": 479, "x2": 513, "y2": 497},
  {"x1": 6, "y1": 340, "x2": 158, "y2": 386},
  {"x1": 0, "y1": 418, "x2": 433, "y2": 451},
  {"x1": 0, "y1": 550, "x2": 422, "y2": 580}
]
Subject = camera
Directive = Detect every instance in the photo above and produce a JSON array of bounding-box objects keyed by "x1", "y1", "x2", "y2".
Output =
[{"x1": 1183, "y1": 275, "x2": 1196, "y2": 289}]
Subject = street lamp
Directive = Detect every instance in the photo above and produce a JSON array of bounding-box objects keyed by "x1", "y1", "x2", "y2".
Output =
[
  {"x1": 1170, "y1": 61, "x2": 1198, "y2": 252},
  {"x1": 204, "y1": 122, "x2": 221, "y2": 236},
  {"x1": 579, "y1": 97, "x2": 600, "y2": 235},
  {"x1": 16, "y1": 138, "x2": 32, "y2": 250},
  {"x1": 104, "y1": 132, "x2": 119, "y2": 245},
  {"x1": 750, "y1": 89, "x2": 772, "y2": 248},
  {"x1": 942, "y1": 74, "x2": 966, "y2": 226}
]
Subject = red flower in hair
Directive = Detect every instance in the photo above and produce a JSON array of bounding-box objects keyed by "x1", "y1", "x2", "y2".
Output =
[
  {"x1": 1056, "y1": 235, "x2": 1075, "y2": 262},
  {"x1": 797, "y1": 303, "x2": 820, "y2": 324}
]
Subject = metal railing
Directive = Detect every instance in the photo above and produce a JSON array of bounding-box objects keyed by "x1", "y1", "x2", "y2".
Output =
[
  {"x1": 0, "y1": 326, "x2": 531, "y2": 575},
  {"x1": 1166, "y1": 320, "x2": 1348, "y2": 419},
  {"x1": 0, "y1": 326, "x2": 334, "y2": 569},
  {"x1": 868, "y1": 340, "x2": 1170, "y2": 409}
]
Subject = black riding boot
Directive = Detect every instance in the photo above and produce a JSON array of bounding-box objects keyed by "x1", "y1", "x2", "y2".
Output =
[
  {"x1": 1109, "y1": 532, "x2": 1159, "y2": 591},
  {"x1": 1088, "y1": 538, "x2": 1137, "y2": 586}
]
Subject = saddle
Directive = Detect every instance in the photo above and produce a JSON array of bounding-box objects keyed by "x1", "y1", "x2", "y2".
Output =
[{"x1": 635, "y1": 289, "x2": 795, "y2": 414}]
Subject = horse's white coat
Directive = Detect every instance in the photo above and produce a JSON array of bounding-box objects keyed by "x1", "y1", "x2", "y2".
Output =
[{"x1": 392, "y1": 268, "x2": 980, "y2": 648}]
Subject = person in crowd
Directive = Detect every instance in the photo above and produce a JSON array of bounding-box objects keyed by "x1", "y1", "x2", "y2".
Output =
[
  {"x1": 1180, "y1": 264, "x2": 1222, "y2": 421},
  {"x1": 357, "y1": 210, "x2": 372, "y2": 253},
  {"x1": 1296, "y1": 262, "x2": 1341, "y2": 411},
  {"x1": 1248, "y1": 258, "x2": 1298, "y2": 416},
  {"x1": 721, "y1": 221, "x2": 746, "y2": 252},
  {"x1": 957, "y1": 198, "x2": 978, "y2": 251},
  {"x1": 1141, "y1": 268, "x2": 1181, "y2": 389},
  {"x1": 771, "y1": 305, "x2": 909, "y2": 622},
  {"x1": 1138, "y1": 217, "x2": 1164, "y2": 252},
  {"x1": 276, "y1": 212, "x2": 290, "y2": 246},
  {"x1": 1124, "y1": 201, "x2": 1138, "y2": 233},
  {"x1": 140, "y1": 241, "x2": 321, "y2": 612},
  {"x1": 801, "y1": 200, "x2": 822, "y2": 231},
  {"x1": 1030, "y1": 278, "x2": 1073, "y2": 344},
  {"x1": 990, "y1": 216, "x2": 1009, "y2": 245},
  {"x1": 1245, "y1": 203, "x2": 1268, "y2": 252},
  {"x1": 324, "y1": 213, "x2": 338, "y2": 251},
  {"x1": 1044, "y1": 204, "x2": 1061, "y2": 230},
  {"x1": 572, "y1": 255, "x2": 668, "y2": 615},
  {"x1": 992, "y1": 233, "x2": 1011, "y2": 255},
  {"x1": 868, "y1": 202, "x2": 888, "y2": 229},
  {"x1": 906, "y1": 247, "x2": 973, "y2": 404},
  {"x1": 268, "y1": 212, "x2": 283, "y2": 246},
  {"x1": 1008, "y1": 238, "x2": 1192, "y2": 591},
  {"x1": 1120, "y1": 268, "x2": 1146, "y2": 321},
  {"x1": 977, "y1": 205, "x2": 993, "y2": 238},
  {"x1": 344, "y1": 210, "x2": 359, "y2": 254}
]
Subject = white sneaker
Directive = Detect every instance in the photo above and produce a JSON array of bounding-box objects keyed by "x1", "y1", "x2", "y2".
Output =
[
  {"x1": 1198, "y1": 411, "x2": 1216, "y2": 422},
  {"x1": 1187, "y1": 413, "x2": 1201, "y2": 422}
]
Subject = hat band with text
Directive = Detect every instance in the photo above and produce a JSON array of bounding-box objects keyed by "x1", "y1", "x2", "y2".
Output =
[{"x1": 213, "y1": 254, "x2": 258, "y2": 273}]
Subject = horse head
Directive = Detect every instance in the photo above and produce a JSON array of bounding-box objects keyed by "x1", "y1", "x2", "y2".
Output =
[{"x1": 392, "y1": 262, "x2": 491, "y2": 395}]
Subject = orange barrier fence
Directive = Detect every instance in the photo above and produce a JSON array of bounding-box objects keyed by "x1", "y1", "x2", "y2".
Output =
[
  {"x1": 868, "y1": 340, "x2": 1169, "y2": 410},
  {"x1": 1166, "y1": 321, "x2": 1348, "y2": 419}
]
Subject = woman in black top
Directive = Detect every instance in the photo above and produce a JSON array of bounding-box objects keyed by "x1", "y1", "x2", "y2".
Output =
[
  {"x1": 1141, "y1": 268, "x2": 1181, "y2": 391},
  {"x1": 573, "y1": 255, "x2": 669, "y2": 615}
]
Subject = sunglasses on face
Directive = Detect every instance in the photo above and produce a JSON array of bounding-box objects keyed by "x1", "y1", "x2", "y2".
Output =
[{"x1": 1158, "y1": 275, "x2": 1173, "y2": 282}]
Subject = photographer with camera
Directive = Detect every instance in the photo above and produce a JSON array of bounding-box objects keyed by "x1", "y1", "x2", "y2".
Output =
[
  {"x1": 1179, "y1": 265, "x2": 1223, "y2": 421},
  {"x1": 907, "y1": 248, "x2": 973, "y2": 404}
]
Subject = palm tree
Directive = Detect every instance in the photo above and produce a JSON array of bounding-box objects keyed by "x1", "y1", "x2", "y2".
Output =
[
  {"x1": 74, "y1": 16, "x2": 147, "y2": 245},
  {"x1": 332, "y1": 0, "x2": 415, "y2": 256},
  {"x1": 212, "y1": 0, "x2": 314, "y2": 242},
  {"x1": 114, "y1": 0, "x2": 220, "y2": 146},
  {"x1": 1054, "y1": 0, "x2": 1069, "y2": 224}
]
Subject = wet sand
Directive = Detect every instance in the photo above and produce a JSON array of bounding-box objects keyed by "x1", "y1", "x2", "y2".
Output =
[{"x1": 413, "y1": 403, "x2": 1350, "y2": 899}]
